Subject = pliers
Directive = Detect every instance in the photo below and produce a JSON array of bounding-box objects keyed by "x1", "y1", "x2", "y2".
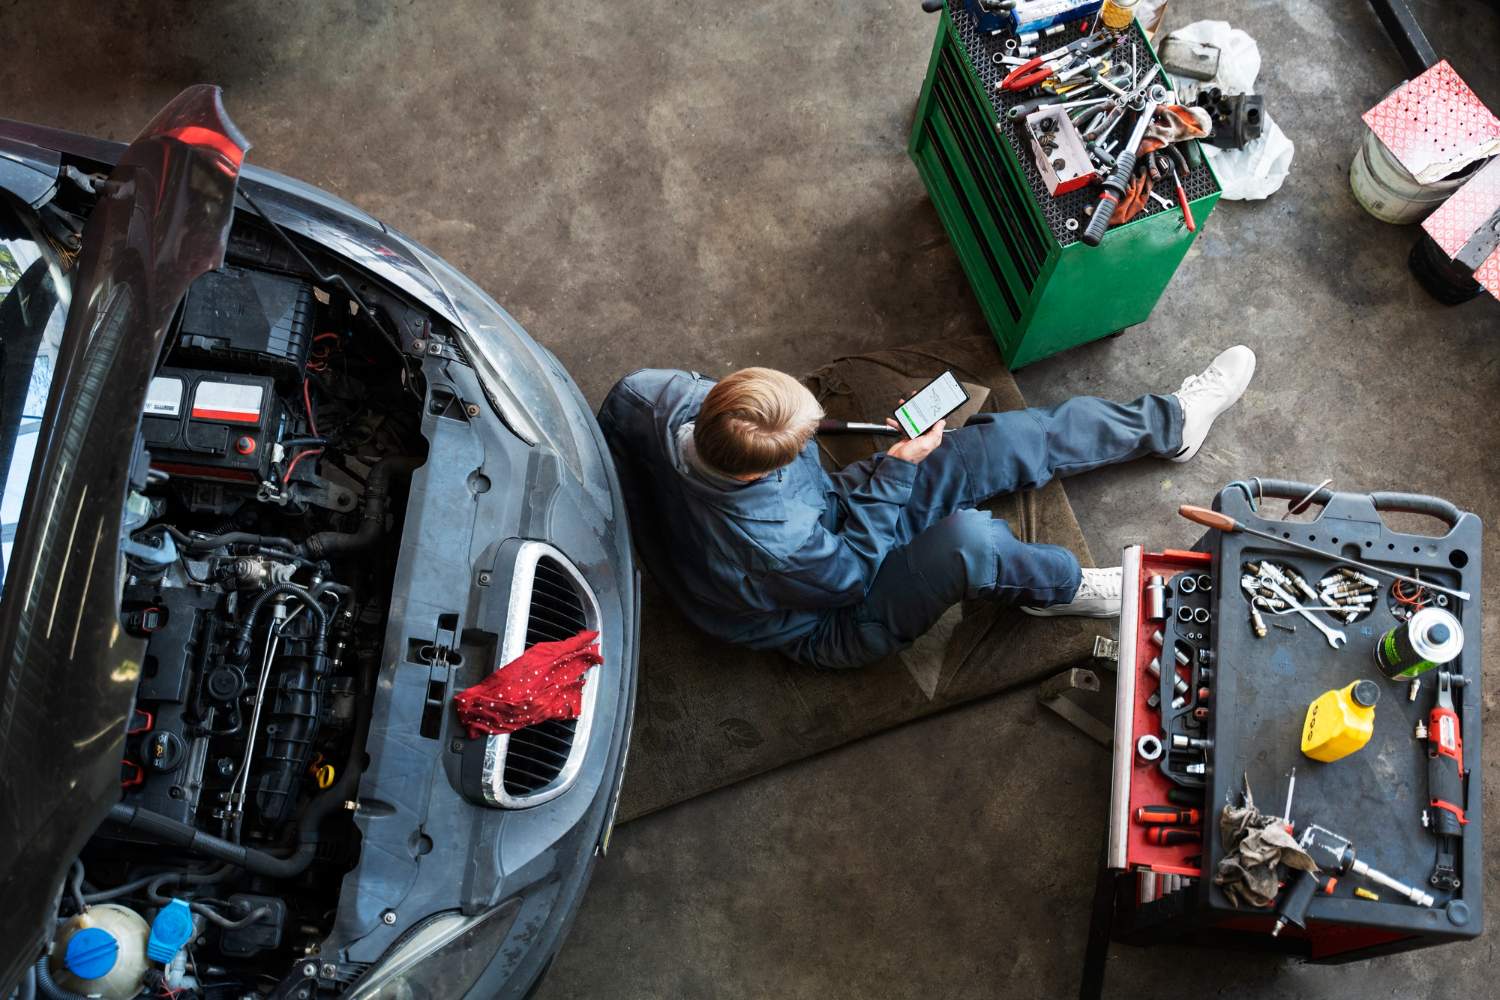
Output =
[
  {"x1": 1165, "y1": 145, "x2": 1196, "y2": 232},
  {"x1": 999, "y1": 34, "x2": 1112, "y2": 92}
]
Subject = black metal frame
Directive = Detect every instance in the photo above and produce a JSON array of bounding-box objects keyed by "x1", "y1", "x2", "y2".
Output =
[{"x1": 1367, "y1": 0, "x2": 1439, "y2": 75}]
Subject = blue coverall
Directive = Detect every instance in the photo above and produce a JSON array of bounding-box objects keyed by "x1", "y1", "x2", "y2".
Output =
[{"x1": 598, "y1": 369, "x2": 1183, "y2": 669}]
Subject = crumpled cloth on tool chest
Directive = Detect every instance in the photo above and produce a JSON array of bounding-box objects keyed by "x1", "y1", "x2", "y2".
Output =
[
  {"x1": 1213, "y1": 796, "x2": 1317, "y2": 908},
  {"x1": 1109, "y1": 106, "x2": 1210, "y2": 225},
  {"x1": 454, "y1": 629, "x2": 602, "y2": 738}
]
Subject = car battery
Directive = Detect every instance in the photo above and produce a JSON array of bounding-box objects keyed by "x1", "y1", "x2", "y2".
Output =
[
  {"x1": 142, "y1": 368, "x2": 285, "y2": 483},
  {"x1": 1106, "y1": 480, "x2": 1483, "y2": 964}
]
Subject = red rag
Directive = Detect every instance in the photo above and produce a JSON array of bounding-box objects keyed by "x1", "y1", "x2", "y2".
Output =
[{"x1": 453, "y1": 629, "x2": 602, "y2": 739}]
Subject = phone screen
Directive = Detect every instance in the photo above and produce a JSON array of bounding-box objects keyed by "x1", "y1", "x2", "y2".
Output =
[{"x1": 894, "y1": 371, "x2": 968, "y2": 439}]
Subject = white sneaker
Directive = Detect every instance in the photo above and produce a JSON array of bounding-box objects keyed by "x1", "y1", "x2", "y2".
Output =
[
  {"x1": 1022, "y1": 567, "x2": 1122, "y2": 618},
  {"x1": 1170, "y1": 345, "x2": 1256, "y2": 463}
]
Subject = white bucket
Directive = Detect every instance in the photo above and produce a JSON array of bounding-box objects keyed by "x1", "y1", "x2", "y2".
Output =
[{"x1": 1349, "y1": 127, "x2": 1469, "y2": 224}]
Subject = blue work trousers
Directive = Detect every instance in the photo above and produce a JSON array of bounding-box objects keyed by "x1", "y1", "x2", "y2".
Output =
[{"x1": 785, "y1": 393, "x2": 1183, "y2": 669}]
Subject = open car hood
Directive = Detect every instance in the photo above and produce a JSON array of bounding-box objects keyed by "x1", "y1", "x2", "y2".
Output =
[{"x1": 0, "y1": 86, "x2": 248, "y2": 993}]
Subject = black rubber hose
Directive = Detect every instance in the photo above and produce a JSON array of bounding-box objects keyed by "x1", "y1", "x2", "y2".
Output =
[
  {"x1": 230, "y1": 582, "x2": 330, "y2": 661},
  {"x1": 82, "y1": 863, "x2": 227, "y2": 905},
  {"x1": 168, "y1": 526, "x2": 298, "y2": 554},
  {"x1": 145, "y1": 875, "x2": 271, "y2": 930},
  {"x1": 33, "y1": 958, "x2": 87, "y2": 1000},
  {"x1": 313, "y1": 580, "x2": 354, "y2": 603},
  {"x1": 65, "y1": 861, "x2": 85, "y2": 915},
  {"x1": 106, "y1": 803, "x2": 316, "y2": 879},
  {"x1": 300, "y1": 456, "x2": 422, "y2": 559}
]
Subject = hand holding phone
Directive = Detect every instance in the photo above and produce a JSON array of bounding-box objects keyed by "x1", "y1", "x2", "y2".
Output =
[
  {"x1": 892, "y1": 371, "x2": 968, "y2": 439},
  {"x1": 887, "y1": 416, "x2": 945, "y2": 465}
]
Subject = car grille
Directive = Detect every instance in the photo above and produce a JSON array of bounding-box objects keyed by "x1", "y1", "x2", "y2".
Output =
[
  {"x1": 478, "y1": 542, "x2": 601, "y2": 808},
  {"x1": 503, "y1": 556, "x2": 589, "y2": 797}
]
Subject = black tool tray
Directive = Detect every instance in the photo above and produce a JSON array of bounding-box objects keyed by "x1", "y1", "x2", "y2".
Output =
[{"x1": 1203, "y1": 479, "x2": 1483, "y2": 955}]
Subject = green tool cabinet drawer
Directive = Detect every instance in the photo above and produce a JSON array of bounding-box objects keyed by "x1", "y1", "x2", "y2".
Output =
[{"x1": 910, "y1": 4, "x2": 1220, "y2": 368}]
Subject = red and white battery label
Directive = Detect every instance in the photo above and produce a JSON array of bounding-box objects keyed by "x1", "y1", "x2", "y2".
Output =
[
  {"x1": 145, "y1": 376, "x2": 184, "y2": 416},
  {"x1": 191, "y1": 381, "x2": 265, "y2": 424}
]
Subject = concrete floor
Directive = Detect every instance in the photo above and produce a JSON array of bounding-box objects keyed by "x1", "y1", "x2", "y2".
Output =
[{"x1": 5, "y1": 0, "x2": 1500, "y2": 996}]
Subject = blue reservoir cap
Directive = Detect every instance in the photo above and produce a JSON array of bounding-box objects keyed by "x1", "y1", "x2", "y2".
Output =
[
  {"x1": 65, "y1": 927, "x2": 119, "y2": 980},
  {"x1": 1428, "y1": 623, "x2": 1452, "y2": 644},
  {"x1": 147, "y1": 899, "x2": 195, "y2": 964}
]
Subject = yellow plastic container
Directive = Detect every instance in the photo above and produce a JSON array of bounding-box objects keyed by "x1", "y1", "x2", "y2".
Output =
[{"x1": 1301, "y1": 680, "x2": 1380, "y2": 763}]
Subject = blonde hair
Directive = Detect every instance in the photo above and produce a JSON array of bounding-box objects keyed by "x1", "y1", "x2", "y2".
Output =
[{"x1": 694, "y1": 368, "x2": 824, "y2": 476}]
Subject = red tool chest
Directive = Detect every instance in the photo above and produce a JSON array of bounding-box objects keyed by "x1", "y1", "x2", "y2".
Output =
[{"x1": 1098, "y1": 480, "x2": 1483, "y2": 971}]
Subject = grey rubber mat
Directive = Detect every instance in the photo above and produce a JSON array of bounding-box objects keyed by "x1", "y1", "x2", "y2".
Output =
[{"x1": 615, "y1": 336, "x2": 1108, "y2": 822}]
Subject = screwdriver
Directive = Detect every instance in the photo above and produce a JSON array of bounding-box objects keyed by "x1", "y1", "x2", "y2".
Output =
[
  {"x1": 1080, "y1": 98, "x2": 1159, "y2": 247},
  {"x1": 1177, "y1": 505, "x2": 1470, "y2": 601},
  {"x1": 1135, "y1": 806, "x2": 1201, "y2": 826},
  {"x1": 1145, "y1": 827, "x2": 1200, "y2": 846}
]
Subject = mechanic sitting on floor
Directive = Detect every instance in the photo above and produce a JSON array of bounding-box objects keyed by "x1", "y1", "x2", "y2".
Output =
[{"x1": 598, "y1": 347, "x2": 1255, "y2": 669}]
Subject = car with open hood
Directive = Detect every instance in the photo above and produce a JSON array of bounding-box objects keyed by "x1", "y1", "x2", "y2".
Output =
[{"x1": 0, "y1": 85, "x2": 636, "y2": 1000}]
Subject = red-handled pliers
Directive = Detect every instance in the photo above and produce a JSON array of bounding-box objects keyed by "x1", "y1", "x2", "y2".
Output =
[
  {"x1": 1000, "y1": 33, "x2": 1113, "y2": 92},
  {"x1": 1001, "y1": 57, "x2": 1057, "y2": 91},
  {"x1": 1165, "y1": 146, "x2": 1196, "y2": 232}
]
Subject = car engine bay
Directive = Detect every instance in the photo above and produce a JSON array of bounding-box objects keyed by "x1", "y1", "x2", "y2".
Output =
[{"x1": 49, "y1": 252, "x2": 428, "y2": 1000}]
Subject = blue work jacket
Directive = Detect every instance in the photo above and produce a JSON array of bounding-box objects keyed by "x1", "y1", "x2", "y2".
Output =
[{"x1": 597, "y1": 369, "x2": 918, "y2": 649}]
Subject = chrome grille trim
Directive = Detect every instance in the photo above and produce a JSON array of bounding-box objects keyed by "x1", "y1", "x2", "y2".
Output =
[{"x1": 477, "y1": 541, "x2": 601, "y2": 808}]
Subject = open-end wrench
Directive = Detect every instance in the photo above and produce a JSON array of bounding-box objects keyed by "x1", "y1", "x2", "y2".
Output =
[{"x1": 1261, "y1": 579, "x2": 1346, "y2": 648}]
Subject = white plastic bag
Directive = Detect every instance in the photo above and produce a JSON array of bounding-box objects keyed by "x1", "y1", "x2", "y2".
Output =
[{"x1": 1163, "y1": 19, "x2": 1293, "y2": 200}]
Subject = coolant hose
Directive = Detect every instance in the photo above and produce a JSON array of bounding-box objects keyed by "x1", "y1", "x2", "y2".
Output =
[
  {"x1": 300, "y1": 456, "x2": 422, "y2": 559},
  {"x1": 33, "y1": 958, "x2": 87, "y2": 1000}
]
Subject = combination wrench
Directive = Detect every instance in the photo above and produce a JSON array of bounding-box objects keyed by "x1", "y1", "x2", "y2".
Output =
[{"x1": 1261, "y1": 579, "x2": 1347, "y2": 648}]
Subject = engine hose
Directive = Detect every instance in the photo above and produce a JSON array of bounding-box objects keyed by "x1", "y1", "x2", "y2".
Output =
[
  {"x1": 82, "y1": 863, "x2": 230, "y2": 905},
  {"x1": 167, "y1": 526, "x2": 298, "y2": 554},
  {"x1": 33, "y1": 958, "x2": 88, "y2": 1000},
  {"x1": 194, "y1": 901, "x2": 274, "y2": 930},
  {"x1": 230, "y1": 582, "x2": 330, "y2": 661},
  {"x1": 300, "y1": 456, "x2": 422, "y2": 559},
  {"x1": 106, "y1": 803, "x2": 317, "y2": 879},
  {"x1": 143, "y1": 877, "x2": 272, "y2": 930},
  {"x1": 65, "y1": 861, "x2": 85, "y2": 915}
]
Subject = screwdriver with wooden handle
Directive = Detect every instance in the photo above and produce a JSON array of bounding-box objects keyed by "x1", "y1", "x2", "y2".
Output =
[{"x1": 1177, "y1": 505, "x2": 1470, "y2": 601}]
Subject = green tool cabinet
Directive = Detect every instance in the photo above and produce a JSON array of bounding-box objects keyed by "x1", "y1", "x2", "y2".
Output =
[{"x1": 910, "y1": 4, "x2": 1220, "y2": 368}]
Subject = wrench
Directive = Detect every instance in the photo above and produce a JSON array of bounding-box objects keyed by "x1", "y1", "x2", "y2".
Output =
[{"x1": 1261, "y1": 579, "x2": 1346, "y2": 648}]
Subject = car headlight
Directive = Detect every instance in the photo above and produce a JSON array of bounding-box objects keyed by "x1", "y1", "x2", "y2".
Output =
[
  {"x1": 409, "y1": 246, "x2": 585, "y2": 477},
  {"x1": 349, "y1": 903, "x2": 520, "y2": 1000}
]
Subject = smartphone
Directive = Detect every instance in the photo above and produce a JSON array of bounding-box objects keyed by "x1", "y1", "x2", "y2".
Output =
[{"x1": 893, "y1": 370, "x2": 969, "y2": 439}]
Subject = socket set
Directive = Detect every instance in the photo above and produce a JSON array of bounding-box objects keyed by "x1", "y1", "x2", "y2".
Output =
[{"x1": 1147, "y1": 567, "x2": 1215, "y2": 789}]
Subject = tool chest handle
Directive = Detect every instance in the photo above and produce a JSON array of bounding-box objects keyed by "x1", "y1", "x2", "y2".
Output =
[
  {"x1": 1367, "y1": 491, "x2": 1462, "y2": 529},
  {"x1": 1237, "y1": 479, "x2": 1462, "y2": 530},
  {"x1": 1246, "y1": 478, "x2": 1333, "y2": 505}
]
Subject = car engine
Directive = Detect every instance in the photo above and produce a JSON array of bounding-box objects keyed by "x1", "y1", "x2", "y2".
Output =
[{"x1": 51, "y1": 260, "x2": 428, "y2": 999}]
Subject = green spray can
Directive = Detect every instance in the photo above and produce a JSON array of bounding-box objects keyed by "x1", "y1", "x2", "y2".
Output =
[{"x1": 1375, "y1": 607, "x2": 1463, "y2": 680}]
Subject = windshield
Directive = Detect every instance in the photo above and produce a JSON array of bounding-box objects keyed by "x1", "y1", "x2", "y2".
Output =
[{"x1": 0, "y1": 199, "x2": 69, "y2": 597}]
